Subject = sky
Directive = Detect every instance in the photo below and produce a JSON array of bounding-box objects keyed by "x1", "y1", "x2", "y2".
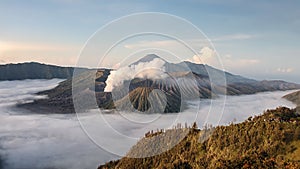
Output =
[{"x1": 0, "y1": 0, "x2": 299, "y2": 83}]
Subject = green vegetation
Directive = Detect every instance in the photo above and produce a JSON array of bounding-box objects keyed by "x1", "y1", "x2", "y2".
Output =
[{"x1": 99, "y1": 107, "x2": 300, "y2": 169}]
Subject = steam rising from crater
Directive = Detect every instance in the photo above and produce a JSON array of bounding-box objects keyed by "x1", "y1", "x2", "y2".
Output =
[{"x1": 104, "y1": 58, "x2": 166, "y2": 92}]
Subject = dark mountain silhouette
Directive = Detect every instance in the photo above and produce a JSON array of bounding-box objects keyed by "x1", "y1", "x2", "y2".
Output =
[
  {"x1": 0, "y1": 155, "x2": 3, "y2": 169},
  {"x1": 0, "y1": 62, "x2": 87, "y2": 80},
  {"x1": 16, "y1": 54, "x2": 300, "y2": 113},
  {"x1": 98, "y1": 107, "x2": 300, "y2": 169}
]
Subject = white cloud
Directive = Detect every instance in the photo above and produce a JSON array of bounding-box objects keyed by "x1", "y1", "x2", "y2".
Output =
[
  {"x1": 277, "y1": 67, "x2": 293, "y2": 73},
  {"x1": 187, "y1": 47, "x2": 216, "y2": 64},
  {"x1": 104, "y1": 58, "x2": 166, "y2": 92},
  {"x1": 0, "y1": 80, "x2": 296, "y2": 168},
  {"x1": 224, "y1": 54, "x2": 232, "y2": 59},
  {"x1": 187, "y1": 47, "x2": 260, "y2": 73}
]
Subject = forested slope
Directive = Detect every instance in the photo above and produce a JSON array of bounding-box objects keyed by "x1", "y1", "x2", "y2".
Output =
[{"x1": 99, "y1": 107, "x2": 300, "y2": 169}]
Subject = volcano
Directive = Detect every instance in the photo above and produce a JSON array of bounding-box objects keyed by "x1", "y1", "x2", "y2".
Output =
[
  {"x1": 17, "y1": 54, "x2": 300, "y2": 114},
  {"x1": 114, "y1": 77, "x2": 183, "y2": 113}
]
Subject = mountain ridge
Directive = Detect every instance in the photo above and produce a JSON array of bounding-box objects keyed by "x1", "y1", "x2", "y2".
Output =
[
  {"x1": 15, "y1": 55, "x2": 300, "y2": 114},
  {"x1": 0, "y1": 62, "x2": 88, "y2": 81},
  {"x1": 283, "y1": 90, "x2": 300, "y2": 112}
]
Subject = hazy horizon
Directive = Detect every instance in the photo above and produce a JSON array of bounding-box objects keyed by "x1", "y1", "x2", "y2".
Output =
[{"x1": 1, "y1": 56, "x2": 299, "y2": 84}]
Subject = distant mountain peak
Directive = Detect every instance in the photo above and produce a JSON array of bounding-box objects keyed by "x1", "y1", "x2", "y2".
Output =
[
  {"x1": 142, "y1": 54, "x2": 163, "y2": 61},
  {"x1": 131, "y1": 54, "x2": 166, "y2": 65}
]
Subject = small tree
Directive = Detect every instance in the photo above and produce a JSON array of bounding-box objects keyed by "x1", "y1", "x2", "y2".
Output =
[{"x1": 192, "y1": 122, "x2": 198, "y2": 129}]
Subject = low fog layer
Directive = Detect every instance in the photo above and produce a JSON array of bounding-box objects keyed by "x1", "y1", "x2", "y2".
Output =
[{"x1": 0, "y1": 80, "x2": 296, "y2": 169}]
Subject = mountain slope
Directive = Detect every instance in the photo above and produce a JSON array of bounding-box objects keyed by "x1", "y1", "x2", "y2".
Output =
[
  {"x1": 284, "y1": 90, "x2": 300, "y2": 106},
  {"x1": 175, "y1": 61, "x2": 257, "y2": 85},
  {"x1": 131, "y1": 54, "x2": 256, "y2": 85},
  {"x1": 0, "y1": 155, "x2": 3, "y2": 169},
  {"x1": 18, "y1": 69, "x2": 113, "y2": 113},
  {"x1": 131, "y1": 54, "x2": 167, "y2": 65},
  {"x1": 283, "y1": 90, "x2": 300, "y2": 112},
  {"x1": 0, "y1": 62, "x2": 86, "y2": 80},
  {"x1": 98, "y1": 107, "x2": 300, "y2": 169},
  {"x1": 16, "y1": 55, "x2": 300, "y2": 114},
  {"x1": 114, "y1": 78, "x2": 183, "y2": 113}
]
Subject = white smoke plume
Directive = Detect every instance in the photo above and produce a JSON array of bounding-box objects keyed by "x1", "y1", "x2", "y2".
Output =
[{"x1": 104, "y1": 58, "x2": 166, "y2": 92}]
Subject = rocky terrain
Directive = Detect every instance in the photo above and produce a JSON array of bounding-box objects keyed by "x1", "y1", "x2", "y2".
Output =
[
  {"x1": 99, "y1": 107, "x2": 300, "y2": 169},
  {"x1": 17, "y1": 54, "x2": 300, "y2": 113},
  {"x1": 18, "y1": 69, "x2": 113, "y2": 113},
  {"x1": 283, "y1": 90, "x2": 300, "y2": 112}
]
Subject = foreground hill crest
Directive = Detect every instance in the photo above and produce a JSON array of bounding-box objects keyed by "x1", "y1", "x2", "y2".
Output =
[{"x1": 99, "y1": 107, "x2": 300, "y2": 169}]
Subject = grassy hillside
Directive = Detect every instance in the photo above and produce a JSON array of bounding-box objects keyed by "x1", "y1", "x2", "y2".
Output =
[{"x1": 99, "y1": 107, "x2": 300, "y2": 169}]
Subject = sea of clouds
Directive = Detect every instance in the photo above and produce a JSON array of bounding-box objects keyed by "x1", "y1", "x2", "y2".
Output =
[{"x1": 0, "y1": 79, "x2": 297, "y2": 169}]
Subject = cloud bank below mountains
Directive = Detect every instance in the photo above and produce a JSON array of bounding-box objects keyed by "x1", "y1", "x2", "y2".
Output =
[{"x1": 0, "y1": 80, "x2": 296, "y2": 169}]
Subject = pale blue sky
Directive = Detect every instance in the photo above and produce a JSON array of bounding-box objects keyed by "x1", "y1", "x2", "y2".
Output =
[{"x1": 0, "y1": 0, "x2": 299, "y2": 83}]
